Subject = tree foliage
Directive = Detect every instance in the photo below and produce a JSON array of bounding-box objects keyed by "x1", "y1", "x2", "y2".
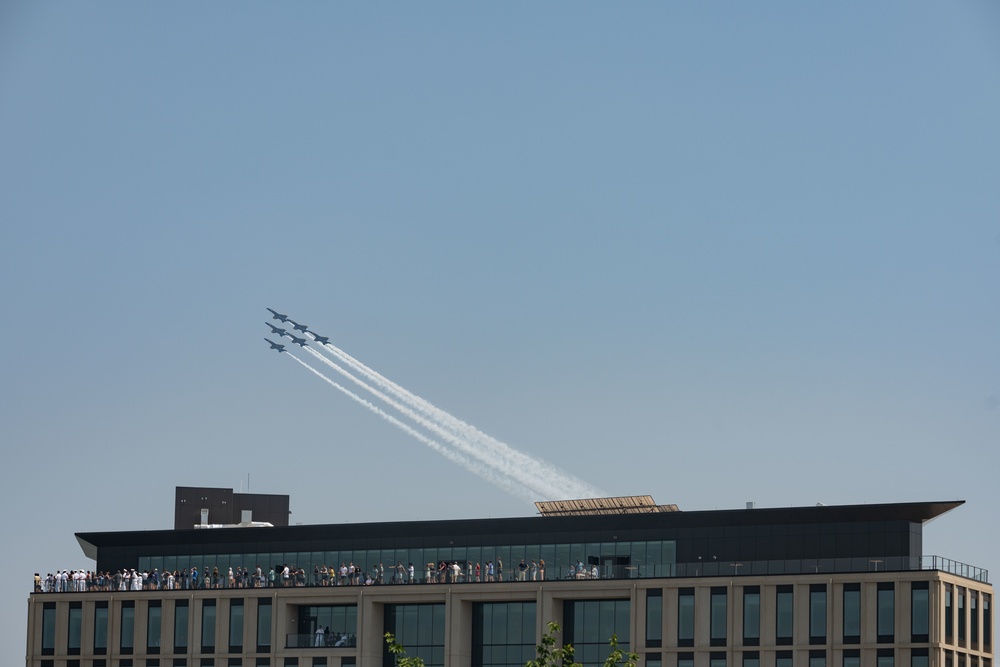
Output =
[
  {"x1": 526, "y1": 622, "x2": 579, "y2": 667},
  {"x1": 386, "y1": 622, "x2": 638, "y2": 667},
  {"x1": 385, "y1": 632, "x2": 426, "y2": 667},
  {"x1": 525, "y1": 622, "x2": 638, "y2": 667}
]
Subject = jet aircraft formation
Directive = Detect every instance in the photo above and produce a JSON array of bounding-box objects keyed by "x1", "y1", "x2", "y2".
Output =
[
  {"x1": 264, "y1": 308, "x2": 321, "y2": 350},
  {"x1": 260, "y1": 307, "x2": 605, "y2": 503}
]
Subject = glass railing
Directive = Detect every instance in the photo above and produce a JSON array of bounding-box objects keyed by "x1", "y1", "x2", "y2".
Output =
[
  {"x1": 31, "y1": 553, "x2": 988, "y2": 593},
  {"x1": 286, "y1": 633, "x2": 356, "y2": 649}
]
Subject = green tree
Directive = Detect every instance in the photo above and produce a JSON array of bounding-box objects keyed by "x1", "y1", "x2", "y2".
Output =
[
  {"x1": 386, "y1": 622, "x2": 638, "y2": 667},
  {"x1": 385, "y1": 632, "x2": 426, "y2": 667},
  {"x1": 602, "y1": 633, "x2": 639, "y2": 667},
  {"x1": 526, "y1": 622, "x2": 579, "y2": 667},
  {"x1": 526, "y1": 622, "x2": 638, "y2": 667}
]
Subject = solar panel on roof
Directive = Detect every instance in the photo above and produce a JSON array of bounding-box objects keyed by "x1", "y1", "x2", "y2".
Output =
[{"x1": 535, "y1": 496, "x2": 680, "y2": 516}]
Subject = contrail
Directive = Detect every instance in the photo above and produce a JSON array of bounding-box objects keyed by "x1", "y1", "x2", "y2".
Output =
[
  {"x1": 307, "y1": 335, "x2": 605, "y2": 500},
  {"x1": 285, "y1": 353, "x2": 536, "y2": 500},
  {"x1": 301, "y1": 346, "x2": 563, "y2": 500}
]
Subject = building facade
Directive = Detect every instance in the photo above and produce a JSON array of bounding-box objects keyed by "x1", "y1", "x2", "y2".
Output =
[{"x1": 26, "y1": 499, "x2": 992, "y2": 667}]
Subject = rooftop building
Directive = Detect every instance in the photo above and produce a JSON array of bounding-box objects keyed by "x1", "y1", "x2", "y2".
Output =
[{"x1": 27, "y1": 493, "x2": 992, "y2": 667}]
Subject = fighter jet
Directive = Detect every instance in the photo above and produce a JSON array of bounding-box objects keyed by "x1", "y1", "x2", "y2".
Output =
[
  {"x1": 288, "y1": 319, "x2": 309, "y2": 333},
  {"x1": 267, "y1": 308, "x2": 290, "y2": 323},
  {"x1": 265, "y1": 322, "x2": 288, "y2": 337},
  {"x1": 310, "y1": 332, "x2": 330, "y2": 345},
  {"x1": 265, "y1": 338, "x2": 286, "y2": 352},
  {"x1": 289, "y1": 334, "x2": 308, "y2": 347}
]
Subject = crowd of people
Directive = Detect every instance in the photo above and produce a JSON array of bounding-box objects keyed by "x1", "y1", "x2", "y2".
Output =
[{"x1": 34, "y1": 557, "x2": 603, "y2": 592}]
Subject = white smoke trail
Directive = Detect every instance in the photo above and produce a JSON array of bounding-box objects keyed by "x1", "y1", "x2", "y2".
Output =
[
  {"x1": 285, "y1": 353, "x2": 536, "y2": 500},
  {"x1": 301, "y1": 345, "x2": 561, "y2": 499},
  {"x1": 308, "y1": 335, "x2": 605, "y2": 500}
]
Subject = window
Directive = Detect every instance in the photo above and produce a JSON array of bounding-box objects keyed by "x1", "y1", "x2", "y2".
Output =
[
  {"x1": 148, "y1": 601, "x2": 162, "y2": 653},
  {"x1": 809, "y1": 650, "x2": 826, "y2": 667},
  {"x1": 68, "y1": 603, "x2": 83, "y2": 654},
  {"x1": 877, "y1": 648, "x2": 894, "y2": 667},
  {"x1": 776, "y1": 586, "x2": 793, "y2": 645},
  {"x1": 645, "y1": 656, "x2": 661, "y2": 667},
  {"x1": 776, "y1": 651, "x2": 792, "y2": 667},
  {"x1": 229, "y1": 599, "x2": 244, "y2": 652},
  {"x1": 742, "y1": 651, "x2": 759, "y2": 667},
  {"x1": 384, "y1": 604, "x2": 446, "y2": 667},
  {"x1": 946, "y1": 586, "x2": 954, "y2": 641},
  {"x1": 296, "y1": 605, "x2": 357, "y2": 648},
  {"x1": 257, "y1": 599, "x2": 272, "y2": 651},
  {"x1": 174, "y1": 601, "x2": 189, "y2": 651},
  {"x1": 677, "y1": 653, "x2": 694, "y2": 667},
  {"x1": 121, "y1": 602, "x2": 135, "y2": 654},
  {"x1": 984, "y1": 594, "x2": 991, "y2": 648},
  {"x1": 959, "y1": 590, "x2": 967, "y2": 642},
  {"x1": 710, "y1": 652, "x2": 726, "y2": 667},
  {"x1": 843, "y1": 649, "x2": 860, "y2": 667},
  {"x1": 564, "y1": 599, "x2": 631, "y2": 667},
  {"x1": 911, "y1": 648, "x2": 929, "y2": 667},
  {"x1": 645, "y1": 590, "x2": 662, "y2": 648},
  {"x1": 843, "y1": 584, "x2": 860, "y2": 644},
  {"x1": 202, "y1": 600, "x2": 216, "y2": 652},
  {"x1": 743, "y1": 587, "x2": 760, "y2": 646},
  {"x1": 472, "y1": 602, "x2": 536, "y2": 667},
  {"x1": 711, "y1": 587, "x2": 727, "y2": 646},
  {"x1": 878, "y1": 583, "x2": 895, "y2": 642},
  {"x1": 911, "y1": 582, "x2": 929, "y2": 642},
  {"x1": 94, "y1": 602, "x2": 109, "y2": 654},
  {"x1": 41, "y1": 603, "x2": 56, "y2": 655},
  {"x1": 678, "y1": 589, "x2": 695, "y2": 647},
  {"x1": 810, "y1": 585, "x2": 827, "y2": 644},
  {"x1": 971, "y1": 592, "x2": 979, "y2": 645}
]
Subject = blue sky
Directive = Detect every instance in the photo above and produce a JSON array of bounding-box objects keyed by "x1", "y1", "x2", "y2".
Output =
[{"x1": 2, "y1": 2, "x2": 999, "y2": 661}]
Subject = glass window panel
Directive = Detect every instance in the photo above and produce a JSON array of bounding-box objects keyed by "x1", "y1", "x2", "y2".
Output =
[
  {"x1": 971, "y1": 593, "x2": 979, "y2": 644},
  {"x1": 878, "y1": 586, "x2": 895, "y2": 638},
  {"x1": 911, "y1": 586, "x2": 929, "y2": 638},
  {"x1": 121, "y1": 604, "x2": 135, "y2": 651},
  {"x1": 646, "y1": 591, "x2": 663, "y2": 646},
  {"x1": 843, "y1": 588, "x2": 861, "y2": 639},
  {"x1": 711, "y1": 590, "x2": 728, "y2": 641},
  {"x1": 174, "y1": 603, "x2": 188, "y2": 650},
  {"x1": 776, "y1": 588, "x2": 793, "y2": 641},
  {"x1": 959, "y1": 590, "x2": 966, "y2": 640},
  {"x1": 257, "y1": 600, "x2": 272, "y2": 647},
  {"x1": 94, "y1": 605, "x2": 109, "y2": 650},
  {"x1": 68, "y1": 606, "x2": 83, "y2": 651},
  {"x1": 229, "y1": 600, "x2": 244, "y2": 649},
  {"x1": 743, "y1": 591, "x2": 760, "y2": 641},
  {"x1": 810, "y1": 588, "x2": 827, "y2": 640},
  {"x1": 678, "y1": 591, "x2": 695, "y2": 642},
  {"x1": 201, "y1": 602, "x2": 216, "y2": 650},
  {"x1": 147, "y1": 604, "x2": 162, "y2": 649}
]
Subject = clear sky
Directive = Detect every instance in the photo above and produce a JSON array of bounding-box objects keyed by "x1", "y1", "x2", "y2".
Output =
[{"x1": 2, "y1": 2, "x2": 998, "y2": 662}]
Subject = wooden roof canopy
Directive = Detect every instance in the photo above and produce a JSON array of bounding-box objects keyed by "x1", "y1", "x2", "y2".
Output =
[{"x1": 535, "y1": 495, "x2": 681, "y2": 516}]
